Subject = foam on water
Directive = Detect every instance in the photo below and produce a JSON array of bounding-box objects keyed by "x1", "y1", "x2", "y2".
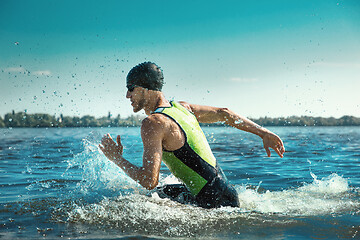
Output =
[{"x1": 237, "y1": 173, "x2": 357, "y2": 216}]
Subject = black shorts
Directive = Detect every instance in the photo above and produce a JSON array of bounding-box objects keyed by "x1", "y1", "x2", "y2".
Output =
[{"x1": 153, "y1": 176, "x2": 240, "y2": 209}]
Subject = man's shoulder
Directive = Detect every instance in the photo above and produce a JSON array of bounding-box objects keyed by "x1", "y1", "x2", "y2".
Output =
[
  {"x1": 142, "y1": 114, "x2": 169, "y2": 127},
  {"x1": 141, "y1": 114, "x2": 171, "y2": 137}
]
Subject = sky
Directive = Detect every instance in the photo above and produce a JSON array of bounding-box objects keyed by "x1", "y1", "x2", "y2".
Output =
[{"x1": 0, "y1": 0, "x2": 359, "y2": 119}]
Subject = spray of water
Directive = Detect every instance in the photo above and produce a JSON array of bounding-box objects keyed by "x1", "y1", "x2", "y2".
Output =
[
  {"x1": 237, "y1": 172, "x2": 356, "y2": 216},
  {"x1": 60, "y1": 131, "x2": 360, "y2": 237}
]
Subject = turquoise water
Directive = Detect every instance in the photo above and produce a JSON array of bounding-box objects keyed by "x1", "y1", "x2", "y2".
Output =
[{"x1": 0, "y1": 127, "x2": 359, "y2": 239}]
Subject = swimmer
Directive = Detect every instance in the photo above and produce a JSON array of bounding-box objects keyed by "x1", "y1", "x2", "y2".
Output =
[{"x1": 99, "y1": 62, "x2": 285, "y2": 208}]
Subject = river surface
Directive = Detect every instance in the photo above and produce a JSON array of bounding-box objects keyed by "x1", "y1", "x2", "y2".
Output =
[{"x1": 0, "y1": 127, "x2": 359, "y2": 239}]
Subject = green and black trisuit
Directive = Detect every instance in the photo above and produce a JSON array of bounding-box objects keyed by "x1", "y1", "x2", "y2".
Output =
[{"x1": 153, "y1": 101, "x2": 240, "y2": 208}]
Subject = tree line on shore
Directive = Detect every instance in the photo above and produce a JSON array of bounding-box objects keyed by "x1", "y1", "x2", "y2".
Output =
[
  {"x1": 1, "y1": 111, "x2": 360, "y2": 128},
  {"x1": 0, "y1": 111, "x2": 143, "y2": 128}
]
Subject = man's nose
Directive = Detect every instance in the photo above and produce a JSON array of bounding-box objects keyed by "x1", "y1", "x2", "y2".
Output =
[{"x1": 126, "y1": 90, "x2": 131, "y2": 98}]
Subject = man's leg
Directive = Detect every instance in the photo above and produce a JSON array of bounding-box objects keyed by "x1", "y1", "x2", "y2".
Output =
[{"x1": 151, "y1": 184, "x2": 197, "y2": 205}]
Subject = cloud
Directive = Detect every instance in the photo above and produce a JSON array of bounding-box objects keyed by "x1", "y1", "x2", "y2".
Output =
[
  {"x1": 311, "y1": 62, "x2": 360, "y2": 68},
  {"x1": 32, "y1": 70, "x2": 52, "y2": 76},
  {"x1": 5, "y1": 67, "x2": 27, "y2": 73},
  {"x1": 4, "y1": 67, "x2": 51, "y2": 76},
  {"x1": 229, "y1": 77, "x2": 258, "y2": 83}
]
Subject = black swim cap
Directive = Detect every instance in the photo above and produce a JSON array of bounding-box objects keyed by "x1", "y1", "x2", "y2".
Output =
[{"x1": 126, "y1": 62, "x2": 164, "y2": 91}]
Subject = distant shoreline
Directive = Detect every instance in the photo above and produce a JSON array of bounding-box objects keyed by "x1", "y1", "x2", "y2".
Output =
[{"x1": 1, "y1": 111, "x2": 359, "y2": 128}]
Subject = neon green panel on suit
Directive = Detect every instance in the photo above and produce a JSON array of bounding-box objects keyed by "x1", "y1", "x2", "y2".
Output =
[{"x1": 153, "y1": 101, "x2": 217, "y2": 196}]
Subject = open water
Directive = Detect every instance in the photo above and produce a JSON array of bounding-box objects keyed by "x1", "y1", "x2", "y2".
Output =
[{"x1": 0, "y1": 126, "x2": 359, "y2": 239}]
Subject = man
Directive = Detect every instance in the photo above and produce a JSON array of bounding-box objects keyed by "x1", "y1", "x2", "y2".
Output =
[{"x1": 99, "y1": 62, "x2": 285, "y2": 208}]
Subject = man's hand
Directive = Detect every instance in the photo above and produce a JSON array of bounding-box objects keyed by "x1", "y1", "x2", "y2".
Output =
[
  {"x1": 99, "y1": 133, "x2": 123, "y2": 162},
  {"x1": 262, "y1": 133, "x2": 285, "y2": 158}
]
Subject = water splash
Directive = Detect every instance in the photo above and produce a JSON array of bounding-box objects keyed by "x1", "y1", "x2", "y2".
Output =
[
  {"x1": 63, "y1": 131, "x2": 143, "y2": 199},
  {"x1": 237, "y1": 173, "x2": 356, "y2": 216},
  {"x1": 59, "y1": 133, "x2": 360, "y2": 237},
  {"x1": 65, "y1": 172, "x2": 359, "y2": 237}
]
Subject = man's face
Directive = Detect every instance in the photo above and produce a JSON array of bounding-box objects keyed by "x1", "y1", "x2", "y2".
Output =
[{"x1": 126, "y1": 86, "x2": 146, "y2": 113}]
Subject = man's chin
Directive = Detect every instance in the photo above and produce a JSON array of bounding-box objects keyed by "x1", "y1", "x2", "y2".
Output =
[{"x1": 132, "y1": 106, "x2": 141, "y2": 113}]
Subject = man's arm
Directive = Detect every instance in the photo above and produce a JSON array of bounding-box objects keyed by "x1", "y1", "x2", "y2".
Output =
[
  {"x1": 179, "y1": 101, "x2": 285, "y2": 158},
  {"x1": 99, "y1": 116, "x2": 164, "y2": 190}
]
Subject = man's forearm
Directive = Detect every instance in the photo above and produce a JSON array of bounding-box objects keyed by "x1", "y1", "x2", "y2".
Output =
[
  {"x1": 112, "y1": 156, "x2": 155, "y2": 190},
  {"x1": 220, "y1": 108, "x2": 271, "y2": 138}
]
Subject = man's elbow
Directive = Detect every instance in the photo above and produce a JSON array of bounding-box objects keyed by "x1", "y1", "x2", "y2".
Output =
[
  {"x1": 140, "y1": 178, "x2": 159, "y2": 190},
  {"x1": 218, "y1": 107, "x2": 230, "y2": 115},
  {"x1": 217, "y1": 108, "x2": 232, "y2": 121}
]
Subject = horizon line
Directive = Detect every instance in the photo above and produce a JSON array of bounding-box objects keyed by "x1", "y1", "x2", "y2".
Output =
[{"x1": 1, "y1": 111, "x2": 360, "y2": 120}]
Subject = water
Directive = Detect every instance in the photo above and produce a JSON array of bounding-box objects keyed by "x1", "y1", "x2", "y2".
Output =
[{"x1": 0, "y1": 127, "x2": 359, "y2": 239}]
